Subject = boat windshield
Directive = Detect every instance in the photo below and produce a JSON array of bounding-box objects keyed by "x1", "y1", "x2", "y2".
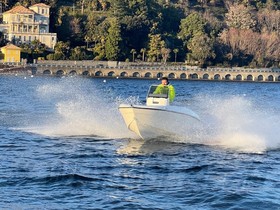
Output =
[{"x1": 147, "y1": 85, "x2": 169, "y2": 98}]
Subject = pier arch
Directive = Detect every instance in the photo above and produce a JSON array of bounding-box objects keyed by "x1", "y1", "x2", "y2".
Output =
[
  {"x1": 145, "y1": 72, "x2": 152, "y2": 78},
  {"x1": 191, "y1": 73, "x2": 199, "y2": 79},
  {"x1": 203, "y1": 74, "x2": 209, "y2": 80},
  {"x1": 268, "y1": 75, "x2": 274, "y2": 81},
  {"x1": 236, "y1": 74, "x2": 242, "y2": 81},
  {"x1": 214, "y1": 74, "x2": 220, "y2": 80},
  {"x1": 133, "y1": 72, "x2": 140, "y2": 77},
  {"x1": 180, "y1": 73, "x2": 187, "y2": 79},
  {"x1": 82, "y1": 71, "x2": 90, "y2": 76},
  {"x1": 168, "y1": 73, "x2": 176, "y2": 79},
  {"x1": 225, "y1": 74, "x2": 231, "y2": 80},
  {"x1": 43, "y1": 69, "x2": 51, "y2": 75},
  {"x1": 108, "y1": 71, "x2": 115, "y2": 77},
  {"x1": 247, "y1": 75, "x2": 253, "y2": 81},
  {"x1": 120, "y1": 71, "x2": 128, "y2": 77},
  {"x1": 69, "y1": 70, "x2": 77, "y2": 76},
  {"x1": 56, "y1": 70, "x2": 64, "y2": 75},
  {"x1": 157, "y1": 72, "x2": 163, "y2": 78},
  {"x1": 257, "y1": 75, "x2": 264, "y2": 81},
  {"x1": 95, "y1": 71, "x2": 103, "y2": 76}
]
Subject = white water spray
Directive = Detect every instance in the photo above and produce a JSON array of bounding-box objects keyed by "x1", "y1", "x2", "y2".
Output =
[
  {"x1": 189, "y1": 95, "x2": 280, "y2": 153},
  {"x1": 30, "y1": 78, "x2": 136, "y2": 138}
]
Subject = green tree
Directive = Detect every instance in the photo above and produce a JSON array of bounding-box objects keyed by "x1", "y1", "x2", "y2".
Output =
[
  {"x1": 85, "y1": 13, "x2": 109, "y2": 60},
  {"x1": 187, "y1": 33, "x2": 215, "y2": 66},
  {"x1": 85, "y1": 13, "x2": 108, "y2": 44},
  {"x1": 20, "y1": 39, "x2": 48, "y2": 62},
  {"x1": 178, "y1": 12, "x2": 207, "y2": 43},
  {"x1": 161, "y1": 5, "x2": 184, "y2": 34},
  {"x1": 70, "y1": 46, "x2": 88, "y2": 60},
  {"x1": 105, "y1": 18, "x2": 122, "y2": 60},
  {"x1": 110, "y1": 0, "x2": 129, "y2": 20},
  {"x1": 147, "y1": 34, "x2": 165, "y2": 62},
  {"x1": 53, "y1": 41, "x2": 70, "y2": 60},
  {"x1": 56, "y1": 8, "x2": 86, "y2": 46},
  {"x1": 109, "y1": 0, "x2": 161, "y2": 55},
  {"x1": 93, "y1": 41, "x2": 106, "y2": 60}
]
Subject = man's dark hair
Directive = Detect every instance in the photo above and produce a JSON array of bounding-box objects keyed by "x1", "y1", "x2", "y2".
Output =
[{"x1": 161, "y1": 77, "x2": 169, "y2": 81}]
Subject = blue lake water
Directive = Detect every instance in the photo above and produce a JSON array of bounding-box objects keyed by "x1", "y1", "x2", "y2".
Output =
[{"x1": 0, "y1": 75, "x2": 279, "y2": 209}]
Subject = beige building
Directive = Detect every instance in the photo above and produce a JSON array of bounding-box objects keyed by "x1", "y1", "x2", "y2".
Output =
[{"x1": 0, "y1": 3, "x2": 57, "y2": 49}]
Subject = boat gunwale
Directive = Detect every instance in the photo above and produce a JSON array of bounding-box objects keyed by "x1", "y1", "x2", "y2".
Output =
[{"x1": 118, "y1": 104, "x2": 200, "y2": 121}]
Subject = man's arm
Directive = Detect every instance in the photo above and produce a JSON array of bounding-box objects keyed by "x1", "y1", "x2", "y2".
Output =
[{"x1": 153, "y1": 85, "x2": 162, "y2": 94}]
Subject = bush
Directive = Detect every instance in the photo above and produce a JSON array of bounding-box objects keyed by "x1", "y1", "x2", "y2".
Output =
[{"x1": 46, "y1": 54, "x2": 54, "y2": 60}]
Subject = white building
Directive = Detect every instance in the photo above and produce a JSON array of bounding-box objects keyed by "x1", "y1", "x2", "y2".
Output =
[{"x1": 0, "y1": 3, "x2": 57, "y2": 49}]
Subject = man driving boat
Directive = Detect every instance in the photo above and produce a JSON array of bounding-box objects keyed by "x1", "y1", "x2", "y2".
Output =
[{"x1": 153, "y1": 77, "x2": 176, "y2": 102}]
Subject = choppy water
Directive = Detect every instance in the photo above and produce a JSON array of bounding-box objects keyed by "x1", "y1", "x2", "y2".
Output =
[{"x1": 0, "y1": 75, "x2": 279, "y2": 209}]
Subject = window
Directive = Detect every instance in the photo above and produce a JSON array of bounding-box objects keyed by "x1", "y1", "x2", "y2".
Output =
[{"x1": 42, "y1": 9, "x2": 44, "y2": 14}]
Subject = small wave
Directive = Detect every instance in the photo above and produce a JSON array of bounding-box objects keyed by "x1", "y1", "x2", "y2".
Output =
[
  {"x1": 7, "y1": 174, "x2": 104, "y2": 187},
  {"x1": 41, "y1": 174, "x2": 100, "y2": 183},
  {"x1": 177, "y1": 165, "x2": 210, "y2": 173},
  {"x1": 246, "y1": 175, "x2": 267, "y2": 182}
]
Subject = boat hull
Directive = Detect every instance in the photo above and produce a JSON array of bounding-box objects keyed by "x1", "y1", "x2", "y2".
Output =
[{"x1": 118, "y1": 104, "x2": 200, "y2": 139}]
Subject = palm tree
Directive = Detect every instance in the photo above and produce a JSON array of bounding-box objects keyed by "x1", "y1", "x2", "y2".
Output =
[
  {"x1": 161, "y1": 47, "x2": 171, "y2": 64},
  {"x1": 173, "y1": 48, "x2": 179, "y2": 63},
  {"x1": 130, "y1": 49, "x2": 136, "y2": 62},
  {"x1": 140, "y1": 48, "x2": 146, "y2": 61}
]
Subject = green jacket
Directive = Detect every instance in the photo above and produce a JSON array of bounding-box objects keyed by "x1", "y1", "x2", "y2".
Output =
[{"x1": 153, "y1": 84, "x2": 176, "y2": 103}]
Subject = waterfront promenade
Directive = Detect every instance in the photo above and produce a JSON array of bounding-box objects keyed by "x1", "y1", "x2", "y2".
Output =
[{"x1": 2, "y1": 60, "x2": 280, "y2": 82}]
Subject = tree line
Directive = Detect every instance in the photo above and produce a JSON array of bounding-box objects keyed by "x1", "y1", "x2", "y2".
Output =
[{"x1": 2, "y1": 0, "x2": 280, "y2": 67}]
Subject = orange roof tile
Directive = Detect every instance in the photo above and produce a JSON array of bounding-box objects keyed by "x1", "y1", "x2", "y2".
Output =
[
  {"x1": 4, "y1": 5, "x2": 35, "y2": 14},
  {"x1": 30, "y1": 3, "x2": 50, "y2": 8}
]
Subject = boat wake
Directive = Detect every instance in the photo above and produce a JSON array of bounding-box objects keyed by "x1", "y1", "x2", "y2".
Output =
[
  {"x1": 175, "y1": 95, "x2": 280, "y2": 153},
  {"x1": 22, "y1": 77, "x2": 280, "y2": 153}
]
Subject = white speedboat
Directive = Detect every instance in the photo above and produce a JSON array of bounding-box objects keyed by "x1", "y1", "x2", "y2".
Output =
[{"x1": 119, "y1": 85, "x2": 200, "y2": 139}]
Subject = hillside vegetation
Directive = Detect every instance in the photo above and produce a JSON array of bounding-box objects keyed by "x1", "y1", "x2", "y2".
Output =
[{"x1": 3, "y1": 0, "x2": 280, "y2": 67}]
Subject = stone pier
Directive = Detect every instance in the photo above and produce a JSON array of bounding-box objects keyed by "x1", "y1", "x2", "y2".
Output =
[{"x1": 31, "y1": 61, "x2": 280, "y2": 82}]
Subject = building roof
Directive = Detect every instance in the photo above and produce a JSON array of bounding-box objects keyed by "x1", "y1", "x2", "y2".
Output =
[
  {"x1": 3, "y1": 5, "x2": 35, "y2": 14},
  {"x1": 30, "y1": 3, "x2": 50, "y2": 8},
  {"x1": 1, "y1": 44, "x2": 21, "y2": 50}
]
